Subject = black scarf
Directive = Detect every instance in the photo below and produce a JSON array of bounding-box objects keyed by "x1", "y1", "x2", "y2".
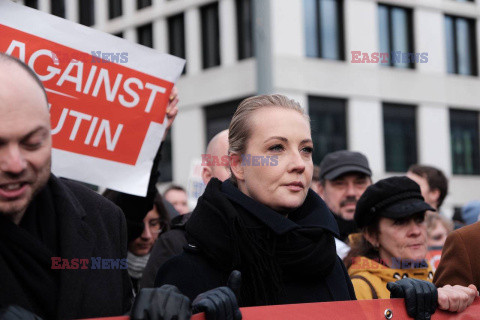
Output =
[
  {"x1": 333, "y1": 214, "x2": 358, "y2": 242},
  {"x1": 0, "y1": 184, "x2": 59, "y2": 319},
  {"x1": 185, "y1": 179, "x2": 339, "y2": 306}
]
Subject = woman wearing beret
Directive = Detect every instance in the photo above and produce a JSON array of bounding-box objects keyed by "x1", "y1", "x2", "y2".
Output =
[
  {"x1": 344, "y1": 176, "x2": 478, "y2": 314},
  {"x1": 155, "y1": 95, "x2": 356, "y2": 308}
]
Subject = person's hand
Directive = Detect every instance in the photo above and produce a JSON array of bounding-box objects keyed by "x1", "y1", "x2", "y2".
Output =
[
  {"x1": 163, "y1": 86, "x2": 179, "y2": 141},
  {"x1": 437, "y1": 284, "x2": 478, "y2": 313},
  {"x1": 131, "y1": 285, "x2": 191, "y2": 320},
  {"x1": 192, "y1": 270, "x2": 242, "y2": 320},
  {"x1": 387, "y1": 278, "x2": 437, "y2": 320},
  {"x1": 0, "y1": 306, "x2": 43, "y2": 320}
]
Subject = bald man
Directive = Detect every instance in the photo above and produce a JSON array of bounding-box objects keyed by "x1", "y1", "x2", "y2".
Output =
[
  {"x1": 201, "y1": 130, "x2": 230, "y2": 184},
  {"x1": 0, "y1": 54, "x2": 133, "y2": 318},
  {"x1": 140, "y1": 129, "x2": 230, "y2": 288}
]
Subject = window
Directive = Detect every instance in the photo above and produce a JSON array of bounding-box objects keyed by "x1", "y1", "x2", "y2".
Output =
[
  {"x1": 378, "y1": 4, "x2": 414, "y2": 68},
  {"x1": 79, "y1": 0, "x2": 95, "y2": 26},
  {"x1": 24, "y1": 0, "x2": 38, "y2": 9},
  {"x1": 51, "y1": 0, "x2": 65, "y2": 18},
  {"x1": 383, "y1": 103, "x2": 417, "y2": 172},
  {"x1": 304, "y1": 0, "x2": 344, "y2": 60},
  {"x1": 450, "y1": 109, "x2": 480, "y2": 175},
  {"x1": 157, "y1": 131, "x2": 173, "y2": 182},
  {"x1": 137, "y1": 0, "x2": 152, "y2": 10},
  {"x1": 137, "y1": 23, "x2": 153, "y2": 48},
  {"x1": 308, "y1": 96, "x2": 347, "y2": 164},
  {"x1": 236, "y1": 0, "x2": 254, "y2": 60},
  {"x1": 113, "y1": 32, "x2": 124, "y2": 38},
  {"x1": 205, "y1": 99, "x2": 244, "y2": 142},
  {"x1": 168, "y1": 13, "x2": 186, "y2": 73},
  {"x1": 201, "y1": 2, "x2": 221, "y2": 69},
  {"x1": 109, "y1": 0, "x2": 122, "y2": 19},
  {"x1": 445, "y1": 15, "x2": 477, "y2": 76}
]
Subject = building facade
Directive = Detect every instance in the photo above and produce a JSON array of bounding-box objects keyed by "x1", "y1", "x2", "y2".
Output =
[{"x1": 14, "y1": 0, "x2": 480, "y2": 217}]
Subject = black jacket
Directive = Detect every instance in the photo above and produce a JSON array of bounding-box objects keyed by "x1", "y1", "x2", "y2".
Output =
[
  {"x1": 155, "y1": 179, "x2": 356, "y2": 305},
  {"x1": 140, "y1": 213, "x2": 190, "y2": 289},
  {"x1": 0, "y1": 175, "x2": 133, "y2": 319},
  {"x1": 156, "y1": 248, "x2": 355, "y2": 304}
]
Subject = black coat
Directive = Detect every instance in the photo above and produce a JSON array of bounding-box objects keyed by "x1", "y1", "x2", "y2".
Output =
[
  {"x1": 140, "y1": 213, "x2": 190, "y2": 289},
  {"x1": 155, "y1": 179, "x2": 356, "y2": 305},
  {"x1": 155, "y1": 248, "x2": 355, "y2": 304},
  {"x1": 0, "y1": 175, "x2": 133, "y2": 319}
]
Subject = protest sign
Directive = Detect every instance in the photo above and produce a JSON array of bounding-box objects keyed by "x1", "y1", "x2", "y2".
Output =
[
  {"x1": 426, "y1": 246, "x2": 443, "y2": 272},
  {"x1": 81, "y1": 297, "x2": 480, "y2": 319},
  {"x1": 0, "y1": 1, "x2": 185, "y2": 196}
]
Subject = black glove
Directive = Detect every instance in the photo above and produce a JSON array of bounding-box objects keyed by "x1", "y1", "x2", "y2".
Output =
[
  {"x1": 0, "y1": 306, "x2": 43, "y2": 320},
  {"x1": 387, "y1": 278, "x2": 438, "y2": 320},
  {"x1": 131, "y1": 285, "x2": 191, "y2": 320},
  {"x1": 192, "y1": 270, "x2": 242, "y2": 320}
]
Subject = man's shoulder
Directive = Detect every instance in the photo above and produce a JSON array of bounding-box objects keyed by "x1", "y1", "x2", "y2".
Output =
[
  {"x1": 53, "y1": 176, "x2": 123, "y2": 221},
  {"x1": 453, "y1": 221, "x2": 480, "y2": 243}
]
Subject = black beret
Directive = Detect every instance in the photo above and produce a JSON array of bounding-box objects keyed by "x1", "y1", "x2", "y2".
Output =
[{"x1": 354, "y1": 176, "x2": 435, "y2": 229}]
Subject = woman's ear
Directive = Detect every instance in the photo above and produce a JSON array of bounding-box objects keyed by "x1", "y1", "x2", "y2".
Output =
[
  {"x1": 229, "y1": 153, "x2": 245, "y2": 182},
  {"x1": 364, "y1": 231, "x2": 379, "y2": 248}
]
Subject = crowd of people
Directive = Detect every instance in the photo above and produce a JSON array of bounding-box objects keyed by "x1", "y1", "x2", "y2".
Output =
[{"x1": 1, "y1": 53, "x2": 480, "y2": 320}]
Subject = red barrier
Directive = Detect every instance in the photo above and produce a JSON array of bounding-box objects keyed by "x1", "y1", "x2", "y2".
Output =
[{"x1": 83, "y1": 298, "x2": 480, "y2": 319}]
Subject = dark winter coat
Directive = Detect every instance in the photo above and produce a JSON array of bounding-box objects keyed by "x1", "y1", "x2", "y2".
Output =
[
  {"x1": 155, "y1": 179, "x2": 356, "y2": 306},
  {"x1": 0, "y1": 175, "x2": 133, "y2": 319},
  {"x1": 140, "y1": 213, "x2": 190, "y2": 289}
]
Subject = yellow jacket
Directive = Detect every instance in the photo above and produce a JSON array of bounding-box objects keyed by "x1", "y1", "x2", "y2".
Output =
[{"x1": 348, "y1": 256, "x2": 434, "y2": 300}]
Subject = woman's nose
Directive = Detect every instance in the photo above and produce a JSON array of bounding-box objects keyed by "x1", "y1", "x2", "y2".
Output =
[
  {"x1": 140, "y1": 224, "x2": 153, "y2": 239},
  {"x1": 288, "y1": 151, "x2": 306, "y2": 173}
]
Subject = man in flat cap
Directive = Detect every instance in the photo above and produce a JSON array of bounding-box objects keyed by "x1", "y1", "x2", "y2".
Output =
[{"x1": 317, "y1": 150, "x2": 373, "y2": 258}]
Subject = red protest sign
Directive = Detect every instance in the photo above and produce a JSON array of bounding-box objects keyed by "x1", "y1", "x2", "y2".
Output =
[
  {"x1": 0, "y1": 24, "x2": 173, "y2": 166},
  {"x1": 79, "y1": 298, "x2": 480, "y2": 319},
  {"x1": 190, "y1": 297, "x2": 480, "y2": 320}
]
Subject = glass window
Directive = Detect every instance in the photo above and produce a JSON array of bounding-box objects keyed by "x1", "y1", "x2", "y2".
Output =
[
  {"x1": 201, "y1": 2, "x2": 221, "y2": 69},
  {"x1": 205, "y1": 99, "x2": 244, "y2": 142},
  {"x1": 109, "y1": 0, "x2": 122, "y2": 19},
  {"x1": 450, "y1": 109, "x2": 480, "y2": 175},
  {"x1": 157, "y1": 131, "x2": 173, "y2": 182},
  {"x1": 445, "y1": 15, "x2": 477, "y2": 76},
  {"x1": 168, "y1": 13, "x2": 186, "y2": 73},
  {"x1": 137, "y1": 23, "x2": 153, "y2": 48},
  {"x1": 79, "y1": 0, "x2": 95, "y2": 26},
  {"x1": 137, "y1": 0, "x2": 152, "y2": 10},
  {"x1": 383, "y1": 103, "x2": 417, "y2": 172},
  {"x1": 308, "y1": 96, "x2": 347, "y2": 164},
  {"x1": 24, "y1": 0, "x2": 38, "y2": 9},
  {"x1": 304, "y1": 0, "x2": 344, "y2": 60},
  {"x1": 236, "y1": 0, "x2": 254, "y2": 60},
  {"x1": 51, "y1": 0, "x2": 65, "y2": 18},
  {"x1": 378, "y1": 4, "x2": 413, "y2": 68}
]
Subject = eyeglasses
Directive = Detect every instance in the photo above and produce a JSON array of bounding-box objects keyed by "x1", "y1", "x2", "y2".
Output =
[{"x1": 146, "y1": 218, "x2": 163, "y2": 234}]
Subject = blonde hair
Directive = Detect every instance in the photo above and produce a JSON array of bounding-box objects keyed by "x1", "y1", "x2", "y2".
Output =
[
  {"x1": 426, "y1": 214, "x2": 454, "y2": 235},
  {"x1": 228, "y1": 94, "x2": 309, "y2": 183}
]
